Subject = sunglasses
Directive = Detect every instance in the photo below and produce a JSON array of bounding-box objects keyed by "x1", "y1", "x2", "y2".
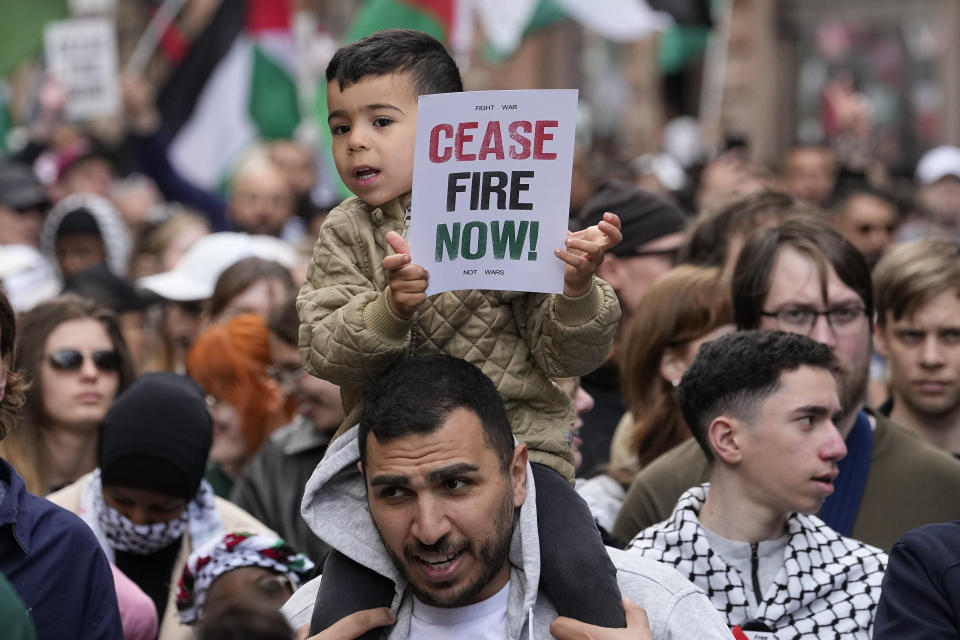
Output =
[{"x1": 47, "y1": 349, "x2": 121, "y2": 372}]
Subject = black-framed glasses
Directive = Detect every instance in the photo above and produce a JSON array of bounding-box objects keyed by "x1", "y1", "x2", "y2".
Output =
[
  {"x1": 760, "y1": 307, "x2": 867, "y2": 337},
  {"x1": 47, "y1": 349, "x2": 121, "y2": 372}
]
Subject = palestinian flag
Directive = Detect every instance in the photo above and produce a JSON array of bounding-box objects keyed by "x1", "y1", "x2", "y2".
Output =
[{"x1": 157, "y1": 0, "x2": 299, "y2": 190}]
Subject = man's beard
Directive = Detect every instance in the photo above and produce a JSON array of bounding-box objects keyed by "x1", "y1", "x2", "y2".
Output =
[{"x1": 383, "y1": 492, "x2": 516, "y2": 608}]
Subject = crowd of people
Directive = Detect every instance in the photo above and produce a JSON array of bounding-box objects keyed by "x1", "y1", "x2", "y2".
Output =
[{"x1": 3, "y1": 21, "x2": 960, "y2": 640}]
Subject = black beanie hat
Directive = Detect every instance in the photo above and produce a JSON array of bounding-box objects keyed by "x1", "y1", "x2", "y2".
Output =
[
  {"x1": 575, "y1": 182, "x2": 687, "y2": 256},
  {"x1": 99, "y1": 372, "x2": 212, "y2": 501}
]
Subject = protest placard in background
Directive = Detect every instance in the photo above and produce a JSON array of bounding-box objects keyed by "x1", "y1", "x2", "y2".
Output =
[
  {"x1": 409, "y1": 89, "x2": 578, "y2": 296},
  {"x1": 44, "y1": 18, "x2": 120, "y2": 121}
]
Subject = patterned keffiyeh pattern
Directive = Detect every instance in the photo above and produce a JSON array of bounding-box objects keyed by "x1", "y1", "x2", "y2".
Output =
[
  {"x1": 82, "y1": 468, "x2": 225, "y2": 563},
  {"x1": 627, "y1": 484, "x2": 887, "y2": 639},
  {"x1": 176, "y1": 531, "x2": 315, "y2": 624}
]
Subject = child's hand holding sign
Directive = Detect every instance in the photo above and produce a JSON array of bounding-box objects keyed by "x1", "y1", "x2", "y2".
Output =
[
  {"x1": 555, "y1": 212, "x2": 622, "y2": 298},
  {"x1": 384, "y1": 231, "x2": 429, "y2": 319}
]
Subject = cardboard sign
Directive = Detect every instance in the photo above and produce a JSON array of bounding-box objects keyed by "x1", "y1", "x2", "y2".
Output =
[
  {"x1": 44, "y1": 18, "x2": 120, "y2": 121},
  {"x1": 409, "y1": 89, "x2": 578, "y2": 295}
]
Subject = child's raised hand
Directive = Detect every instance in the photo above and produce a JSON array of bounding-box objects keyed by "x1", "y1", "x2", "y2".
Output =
[
  {"x1": 383, "y1": 231, "x2": 429, "y2": 319},
  {"x1": 555, "y1": 212, "x2": 622, "y2": 298}
]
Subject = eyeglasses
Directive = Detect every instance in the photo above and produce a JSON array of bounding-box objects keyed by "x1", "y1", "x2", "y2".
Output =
[
  {"x1": 47, "y1": 349, "x2": 121, "y2": 372},
  {"x1": 267, "y1": 364, "x2": 306, "y2": 387},
  {"x1": 760, "y1": 307, "x2": 867, "y2": 337}
]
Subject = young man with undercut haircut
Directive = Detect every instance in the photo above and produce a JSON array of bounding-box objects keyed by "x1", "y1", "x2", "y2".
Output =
[
  {"x1": 873, "y1": 238, "x2": 960, "y2": 457},
  {"x1": 629, "y1": 330, "x2": 887, "y2": 638}
]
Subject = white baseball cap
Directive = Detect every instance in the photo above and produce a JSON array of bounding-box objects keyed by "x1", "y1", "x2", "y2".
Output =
[
  {"x1": 915, "y1": 145, "x2": 960, "y2": 185},
  {"x1": 137, "y1": 232, "x2": 300, "y2": 301},
  {"x1": 0, "y1": 244, "x2": 60, "y2": 311}
]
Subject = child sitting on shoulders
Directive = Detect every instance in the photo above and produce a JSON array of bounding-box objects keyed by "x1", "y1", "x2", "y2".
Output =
[{"x1": 297, "y1": 28, "x2": 625, "y2": 635}]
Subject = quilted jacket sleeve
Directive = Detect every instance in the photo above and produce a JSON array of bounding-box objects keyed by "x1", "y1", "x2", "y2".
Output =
[
  {"x1": 514, "y1": 276, "x2": 620, "y2": 378},
  {"x1": 296, "y1": 205, "x2": 412, "y2": 387}
]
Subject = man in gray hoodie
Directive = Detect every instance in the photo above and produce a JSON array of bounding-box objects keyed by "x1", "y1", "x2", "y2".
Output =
[{"x1": 282, "y1": 355, "x2": 730, "y2": 639}]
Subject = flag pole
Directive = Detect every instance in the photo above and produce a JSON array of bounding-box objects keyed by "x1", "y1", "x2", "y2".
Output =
[
  {"x1": 698, "y1": 0, "x2": 733, "y2": 150},
  {"x1": 126, "y1": 0, "x2": 189, "y2": 74}
]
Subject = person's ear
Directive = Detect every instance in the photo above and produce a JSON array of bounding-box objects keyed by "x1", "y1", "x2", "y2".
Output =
[
  {"x1": 596, "y1": 254, "x2": 622, "y2": 289},
  {"x1": 659, "y1": 347, "x2": 686, "y2": 387},
  {"x1": 874, "y1": 322, "x2": 889, "y2": 358},
  {"x1": 708, "y1": 415, "x2": 743, "y2": 465},
  {"x1": 357, "y1": 461, "x2": 364, "y2": 477},
  {"x1": 510, "y1": 444, "x2": 528, "y2": 507}
]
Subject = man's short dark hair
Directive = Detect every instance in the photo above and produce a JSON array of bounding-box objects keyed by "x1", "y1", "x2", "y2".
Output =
[
  {"x1": 732, "y1": 216, "x2": 873, "y2": 330},
  {"x1": 326, "y1": 29, "x2": 463, "y2": 95},
  {"x1": 829, "y1": 175, "x2": 900, "y2": 218},
  {"x1": 359, "y1": 356, "x2": 514, "y2": 472},
  {"x1": 678, "y1": 330, "x2": 836, "y2": 461}
]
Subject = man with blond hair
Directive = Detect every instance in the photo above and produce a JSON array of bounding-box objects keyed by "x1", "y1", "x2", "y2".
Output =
[{"x1": 873, "y1": 238, "x2": 960, "y2": 456}]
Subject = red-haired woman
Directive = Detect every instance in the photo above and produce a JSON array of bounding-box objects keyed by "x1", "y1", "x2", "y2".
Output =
[{"x1": 186, "y1": 314, "x2": 292, "y2": 497}]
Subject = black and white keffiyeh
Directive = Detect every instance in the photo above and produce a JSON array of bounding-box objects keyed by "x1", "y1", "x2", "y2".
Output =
[
  {"x1": 627, "y1": 484, "x2": 887, "y2": 639},
  {"x1": 80, "y1": 469, "x2": 225, "y2": 561},
  {"x1": 97, "y1": 488, "x2": 188, "y2": 554}
]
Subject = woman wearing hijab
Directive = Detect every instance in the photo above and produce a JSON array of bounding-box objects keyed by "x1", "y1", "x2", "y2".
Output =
[{"x1": 49, "y1": 372, "x2": 274, "y2": 640}]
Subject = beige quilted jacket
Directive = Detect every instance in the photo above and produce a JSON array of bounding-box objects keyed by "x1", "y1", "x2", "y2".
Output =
[{"x1": 296, "y1": 194, "x2": 620, "y2": 481}]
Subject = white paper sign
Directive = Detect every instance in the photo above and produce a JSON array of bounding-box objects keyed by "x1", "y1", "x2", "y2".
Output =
[
  {"x1": 44, "y1": 18, "x2": 120, "y2": 121},
  {"x1": 409, "y1": 89, "x2": 578, "y2": 296}
]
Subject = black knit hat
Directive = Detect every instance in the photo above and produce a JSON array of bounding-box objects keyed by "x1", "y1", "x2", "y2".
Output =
[
  {"x1": 575, "y1": 182, "x2": 687, "y2": 256},
  {"x1": 99, "y1": 372, "x2": 212, "y2": 500}
]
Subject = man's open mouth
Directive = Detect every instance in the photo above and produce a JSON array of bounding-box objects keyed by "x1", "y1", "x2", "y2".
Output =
[{"x1": 417, "y1": 550, "x2": 463, "y2": 570}]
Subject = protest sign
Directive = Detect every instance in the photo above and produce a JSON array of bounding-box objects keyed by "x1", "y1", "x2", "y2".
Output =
[
  {"x1": 44, "y1": 18, "x2": 120, "y2": 121},
  {"x1": 409, "y1": 89, "x2": 578, "y2": 296}
]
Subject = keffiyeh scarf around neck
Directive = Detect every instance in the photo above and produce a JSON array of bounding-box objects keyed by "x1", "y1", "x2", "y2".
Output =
[
  {"x1": 627, "y1": 484, "x2": 887, "y2": 639},
  {"x1": 80, "y1": 469, "x2": 225, "y2": 561}
]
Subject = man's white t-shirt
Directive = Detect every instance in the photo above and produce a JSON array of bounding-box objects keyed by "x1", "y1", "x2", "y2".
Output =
[{"x1": 408, "y1": 583, "x2": 510, "y2": 639}]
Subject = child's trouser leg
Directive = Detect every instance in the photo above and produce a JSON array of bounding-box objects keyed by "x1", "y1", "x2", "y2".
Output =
[
  {"x1": 310, "y1": 549, "x2": 395, "y2": 639},
  {"x1": 531, "y1": 462, "x2": 626, "y2": 628}
]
